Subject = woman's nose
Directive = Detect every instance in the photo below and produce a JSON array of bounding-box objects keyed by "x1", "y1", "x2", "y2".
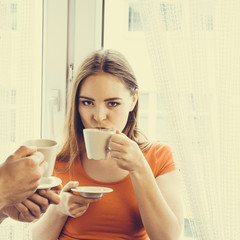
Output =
[{"x1": 93, "y1": 106, "x2": 107, "y2": 122}]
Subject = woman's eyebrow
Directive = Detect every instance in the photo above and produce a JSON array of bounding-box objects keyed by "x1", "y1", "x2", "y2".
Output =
[
  {"x1": 79, "y1": 96, "x2": 123, "y2": 101},
  {"x1": 78, "y1": 96, "x2": 94, "y2": 101},
  {"x1": 104, "y1": 97, "x2": 122, "y2": 101}
]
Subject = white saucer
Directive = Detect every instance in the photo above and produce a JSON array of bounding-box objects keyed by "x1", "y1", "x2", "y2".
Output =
[
  {"x1": 37, "y1": 176, "x2": 62, "y2": 190},
  {"x1": 71, "y1": 186, "x2": 113, "y2": 199}
]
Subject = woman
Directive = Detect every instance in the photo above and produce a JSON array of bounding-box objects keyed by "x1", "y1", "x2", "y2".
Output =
[{"x1": 32, "y1": 49, "x2": 183, "y2": 240}]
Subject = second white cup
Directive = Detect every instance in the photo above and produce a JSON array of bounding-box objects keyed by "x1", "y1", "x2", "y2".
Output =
[
  {"x1": 24, "y1": 139, "x2": 58, "y2": 177},
  {"x1": 83, "y1": 129, "x2": 114, "y2": 160}
]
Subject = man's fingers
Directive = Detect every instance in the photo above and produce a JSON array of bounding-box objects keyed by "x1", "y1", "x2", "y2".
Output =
[
  {"x1": 15, "y1": 203, "x2": 36, "y2": 222},
  {"x1": 28, "y1": 193, "x2": 49, "y2": 212},
  {"x1": 21, "y1": 199, "x2": 42, "y2": 218},
  {"x1": 26, "y1": 151, "x2": 47, "y2": 176},
  {"x1": 6, "y1": 147, "x2": 46, "y2": 172},
  {"x1": 51, "y1": 184, "x2": 63, "y2": 192},
  {"x1": 29, "y1": 151, "x2": 45, "y2": 165},
  {"x1": 37, "y1": 189, "x2": 61, "y2": 205},
  {"x1": 7, "y1": 145, "x2": 37, "y2": 161}
]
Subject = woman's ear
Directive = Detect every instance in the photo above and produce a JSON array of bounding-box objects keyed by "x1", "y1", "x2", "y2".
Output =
[{"x1": 130, "y1": 89, "x2": 139, "y2": 111}]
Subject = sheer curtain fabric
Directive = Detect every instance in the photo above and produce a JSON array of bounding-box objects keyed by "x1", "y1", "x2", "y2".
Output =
[{"x1": 140, "y1": 0, "x2": 240, "y2": 239}]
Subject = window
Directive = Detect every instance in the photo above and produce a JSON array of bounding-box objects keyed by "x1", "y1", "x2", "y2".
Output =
[
  {"x1": 0, "y1": 1, "x2": 207, "y2": 238},
  {"x1": 0, "y1": 0, "x2": 67, "y2": 238},
  {"x1": 104, "y1": 0, "x2": 165, "y2": 141},
  {"x1": 0, "y1": 1, "x2": 42, "y2": 237},
  {"x1": 0, "y1": 0, "x2": 42, "y2": 160},
  {"x1": 104, "y1": 0, "x2": 196, "y2": 238}
]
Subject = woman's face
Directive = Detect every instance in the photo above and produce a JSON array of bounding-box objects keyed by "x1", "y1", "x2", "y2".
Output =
[{"x1": 78, "y1": 72, "x2": 138, "y2": 131}]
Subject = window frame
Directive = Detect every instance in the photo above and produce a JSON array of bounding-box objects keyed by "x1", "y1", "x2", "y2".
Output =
[{"x1": 42, "y1": 0, "x2": 103, "y2": 140}]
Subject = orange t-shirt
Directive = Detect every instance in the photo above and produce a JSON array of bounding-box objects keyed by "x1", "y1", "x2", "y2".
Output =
[{"x1": 53, "y1": 141, "x2": 176, "y2": 240}]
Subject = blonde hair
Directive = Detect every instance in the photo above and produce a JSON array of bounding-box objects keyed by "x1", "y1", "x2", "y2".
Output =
[{"x1": 56, "y1": 49, "x2": 150, "y2": 171}]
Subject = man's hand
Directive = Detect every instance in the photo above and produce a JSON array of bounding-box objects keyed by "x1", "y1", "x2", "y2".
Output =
[
  {"x1": 1, "y1": 185, "x2": 62, "y2": 222},
  {"x1": 0, "y1": 146, "x2": 48, "y2": 209}
]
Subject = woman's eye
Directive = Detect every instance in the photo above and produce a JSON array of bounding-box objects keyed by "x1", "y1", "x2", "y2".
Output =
[
  {"x1": 82, "y1": 100, "x2": 93, "y2": 106},
  {"x1": 108, "y1": 102, "x2": 119, "y2": 107}
]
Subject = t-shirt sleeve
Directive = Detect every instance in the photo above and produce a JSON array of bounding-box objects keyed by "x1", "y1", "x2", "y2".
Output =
[
  {"x1": 147, "y1": 142, "x2": 176, "y2": 177},
  {"x1": 52, "y1": 160, "x2": 70, "y2": 186}
]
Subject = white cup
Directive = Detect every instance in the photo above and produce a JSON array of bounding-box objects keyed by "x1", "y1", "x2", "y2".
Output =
[
  {"x1": 83, "y1": 129, "x2": 114, "y2": 160},
  {"x1": 24, "y1": 139, "x2": 58, "y2": 177}
]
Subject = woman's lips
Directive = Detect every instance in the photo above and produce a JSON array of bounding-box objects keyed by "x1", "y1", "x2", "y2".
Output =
[{"x1": 94, "y1": 127, "x2": 112, "y2": 130}]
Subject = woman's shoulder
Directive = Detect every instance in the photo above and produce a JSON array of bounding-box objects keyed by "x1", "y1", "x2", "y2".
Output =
[
  {"x1": 53, "y1": 158, "x2": 79, "y2": 185},
  {"x1": 144, "y1": 141, "x2": 172, "y2": 155},
  {"x1": 144, "y1": 141, "x2": 176, "y2": 176}
]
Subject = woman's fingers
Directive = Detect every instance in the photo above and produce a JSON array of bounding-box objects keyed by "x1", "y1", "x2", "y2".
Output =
[
  {"x1": 110, "y1": 133, "x2": 126, "y2": 146},
  {"x1": 70, "y1": 194, "x2": 101, "y2": 205},
  {"x1": 56, "y1": 181, "x2": 101, "y2": 217},
  {"x1": 68, "y1": 203, "x2": 90, "y2": 218},
  {"x1": 108, "y1": 141, "x2": 124, "y2": 151},
  {"x1": 67, "y1": 194, "x2": 101, "y2": 217},
  {"x1": 62, "y1": 181, "x2": 79, "y2": 192},
  {"x1": 68, "y1": 196, "x2": 101, "y2": 218}
]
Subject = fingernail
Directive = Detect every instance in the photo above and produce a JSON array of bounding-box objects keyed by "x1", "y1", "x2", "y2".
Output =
[{"x1": 41, "y1": 190, "x2": 47, "y2": 194}]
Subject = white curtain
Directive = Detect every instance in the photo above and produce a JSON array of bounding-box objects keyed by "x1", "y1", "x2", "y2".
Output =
[
  {"x1": 140, "y1": 0, "x2": 240, "y2": 239},
  {"x1": 0, "y1": 0, "x2": 41, "y2": 160},
  {"x1": 0, "y1": 0, "x2": 41, "y2": 239}
]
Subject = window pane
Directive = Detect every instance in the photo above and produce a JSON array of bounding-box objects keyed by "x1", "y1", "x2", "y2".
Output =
[
  {"x1": 104, "y1": 0, "x2": 155, "y2": 92},
  {"x1": 128, "y1": 2, "x2": 142, "y2": 31}
]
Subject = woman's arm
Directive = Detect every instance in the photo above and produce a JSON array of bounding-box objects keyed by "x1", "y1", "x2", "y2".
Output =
[
  {"x1": 32, "y1": 204, "x2": 68, "y2": 240},
  {"x1": 32, "y1": 181, "x2": 101, "y2": 240},
  {"x1": 130, "y1": 167, "x2": 183, "y2": 240},
  {"x1": 32, "y1": 181, "x2": 77, "y2": 240},
  {"x1": 109, "y1": 132, "x2": 183, "y2": 240}
]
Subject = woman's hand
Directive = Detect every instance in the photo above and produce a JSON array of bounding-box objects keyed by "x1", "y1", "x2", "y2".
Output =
[
  {"x1": 55, "y1": 181, "x2": 101, "y2": 218},
  {"x1": 108, "y1": 130, "x2": 147, "y2": 173}
]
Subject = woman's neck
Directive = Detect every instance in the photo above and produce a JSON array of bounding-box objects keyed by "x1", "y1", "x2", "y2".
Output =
[{"x1": 80, "y1": 151, "x2": 129, "y2": 183}]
